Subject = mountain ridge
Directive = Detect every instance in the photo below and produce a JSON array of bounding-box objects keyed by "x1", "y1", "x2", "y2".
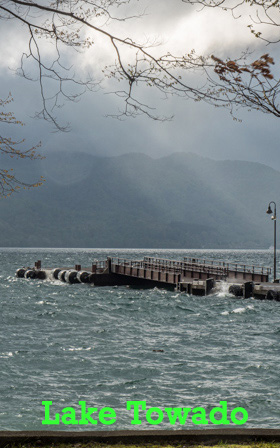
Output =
[{"x1": 1, "y1": 151, "x2": 278, "y2": 248}]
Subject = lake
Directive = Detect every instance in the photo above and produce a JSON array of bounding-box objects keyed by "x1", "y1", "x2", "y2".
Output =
[{"x1": 1, "y1": 248, "x2": 279, "y2": 430}]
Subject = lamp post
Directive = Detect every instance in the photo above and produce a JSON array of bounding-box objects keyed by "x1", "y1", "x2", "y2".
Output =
[{"x1": 266, "y1": 201, "x2": 277, "y2": 282}]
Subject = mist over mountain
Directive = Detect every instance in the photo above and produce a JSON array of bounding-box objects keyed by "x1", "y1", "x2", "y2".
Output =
[{"x1": 1, "y1": 151, "x2": 278, "y2": 248}]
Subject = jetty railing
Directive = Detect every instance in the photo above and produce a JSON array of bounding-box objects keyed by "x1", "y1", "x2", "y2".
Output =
[
  {"x1": 142, "y1": 257, "x2": 228, "y2": 276},
  {"x1": 183, "y1": 257, "x2": 271, "y2": 277},
  {"x1": 95, "y1": 260, "x2": 107, "y2": 269},
  {"x1": 111, "y1": 257, "x2": 188, "y2": 272},
  {"x1": 110, "y1": 256, "x2": 271, "y2": 282}
]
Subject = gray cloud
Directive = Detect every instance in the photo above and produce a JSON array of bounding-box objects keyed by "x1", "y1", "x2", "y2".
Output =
[{"x1": 0, "y1": 1, "x2": 279, "y2": 174}]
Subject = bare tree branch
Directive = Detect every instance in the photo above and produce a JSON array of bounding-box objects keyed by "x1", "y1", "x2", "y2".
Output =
[
  {"x1": 183, "y1": 0, "x2": 280, "y2": 43},
  {"x1": 0, "y1": 94, "x2": 45, "y2": 197},
  {"x1": 208, "y1": 53, "x2": 280, "y2": 118},
  {"x1": 0, "y1": 0, "x2": 239, "y2": 126},
  {"x1": 1, "y1": 0, "x2": 280, "y2": 127}
]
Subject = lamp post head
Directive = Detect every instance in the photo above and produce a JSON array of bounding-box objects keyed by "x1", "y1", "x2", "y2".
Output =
[{"x1": 266, "y1": 205, "x2": 273, "y2": 214}]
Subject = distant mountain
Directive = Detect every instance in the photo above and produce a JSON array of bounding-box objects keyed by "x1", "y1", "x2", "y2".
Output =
[{"x1": 0, "y1": 151, "x2": 279, "y2": 248}]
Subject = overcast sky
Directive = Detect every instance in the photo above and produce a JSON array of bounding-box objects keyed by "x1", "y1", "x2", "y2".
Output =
[{"x1": 1, "y1": 0, "x2": 280, "y2": 169}]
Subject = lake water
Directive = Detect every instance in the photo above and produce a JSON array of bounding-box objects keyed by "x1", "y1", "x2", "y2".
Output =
[{"x1": 0, "y1": 248, "x2": 279, "y2": 430}]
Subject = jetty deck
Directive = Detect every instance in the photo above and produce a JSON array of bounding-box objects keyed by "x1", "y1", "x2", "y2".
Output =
[{"x1": 16, "y1": 255, "x2": 280, "y2": 301}]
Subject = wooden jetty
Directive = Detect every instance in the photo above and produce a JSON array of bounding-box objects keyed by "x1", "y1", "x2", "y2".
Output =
[{"x1": 15, "y1": 255, "x2": 280, "y2": 301}]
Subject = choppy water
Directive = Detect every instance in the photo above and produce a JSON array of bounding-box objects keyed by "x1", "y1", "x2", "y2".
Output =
[{"x1": 1, "y1": 248, "x2": 280, "y2": 430}]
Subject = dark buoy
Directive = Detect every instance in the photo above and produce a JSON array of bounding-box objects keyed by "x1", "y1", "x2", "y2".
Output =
[
  {"x1": 65, "y1": 270, "x2": 79, "y2": 284},
  {"x1": 265, "y1": 289, "x2": 279, "y2": 301},
  {"x1": 50, "y1": 268, "x2": 61, "y2": 280},
  {"x1": 16, "y1": 268, "x2": 26, "y2": 278},
  {"x1": 229, "y1": 284, "x2": 243, "y2": 297},
  {"x1": 36, "y1": 270, "x2": 47, "y2": 280},
  {"x1": 58, "y1": 270, "x2": 67, "y2": 282},
  {"x1": 77, "y1": 271, "x2": 91, "y2": 283},
  {"x1": 24, "y1": 270, "x2": 37, "y2": 279}
]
